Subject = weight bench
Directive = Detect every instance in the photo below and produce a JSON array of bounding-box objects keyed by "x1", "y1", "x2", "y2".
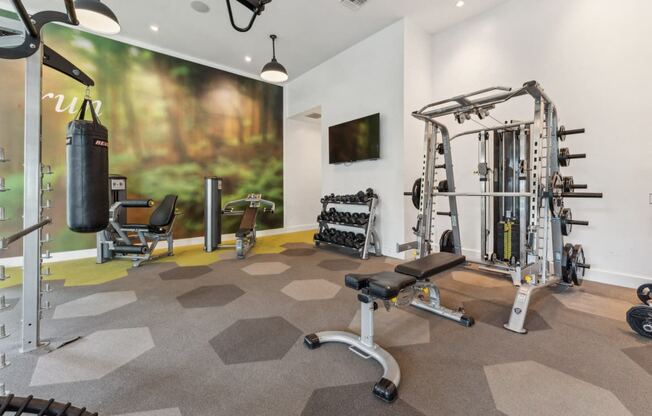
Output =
[{"x1": 304, "y1": 251, "x2": 469, "y2": 403}]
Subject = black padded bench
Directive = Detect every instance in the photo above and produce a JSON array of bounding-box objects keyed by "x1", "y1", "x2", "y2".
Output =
[{"x1": 344, "y1": 252, "x2": 466, "y2": 299}]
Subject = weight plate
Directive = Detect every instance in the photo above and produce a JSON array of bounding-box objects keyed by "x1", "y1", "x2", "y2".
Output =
[
  {"x1": 561, "y1": 243, "x2": 574, "y2": 284},
  {"x1": 626, "y1": 306, "x2": 652, "y2": 339},
  {"x1": 549, "y1": 173, "x2": 564, "y2": 217},
  {"x1": 636, "y1": 283, "x2": 652, "y2": 305},
  {"x1": 439, "y1": 230, "x2": 455, "y2": 254},
  {"x1": 411, "y1": 178, "x2": 422, "y2": 210},
  {"x1": 562, "y1": 176, "x2": 575, "y2": 193},
  {"x1": 561, "y1": 208, "x2": 572, "y2": 236},
  {"x1": 571, "y1": 244, "x2": 585, "y2": 286}
]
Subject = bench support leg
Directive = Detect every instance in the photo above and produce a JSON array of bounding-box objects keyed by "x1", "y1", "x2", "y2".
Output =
[
  {"x1": 411, "y1": 282, "x2": 475, "y2": 327},
  {"x1": 304, "y1": 301, "x2": 401, "y2": 403}
]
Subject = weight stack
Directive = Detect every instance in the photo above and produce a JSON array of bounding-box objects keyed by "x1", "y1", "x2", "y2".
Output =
[{"x1": 204, "y1": 177, "x2": 222, "y2": 252}]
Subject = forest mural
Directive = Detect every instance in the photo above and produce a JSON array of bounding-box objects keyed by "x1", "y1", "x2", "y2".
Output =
[{"x1": 0, "y1": 15, "x2": 284, "y2": 257}]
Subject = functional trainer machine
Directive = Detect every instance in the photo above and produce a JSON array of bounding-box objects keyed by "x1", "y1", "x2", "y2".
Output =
[
  {"x1": 403, "y1": 81, "x2": 603, "y2": 334},
  {"x1": 304, "y1": 251, "x2": 467, "y2": 402},
  {"x1": 627, "y1": 283, "x2": 652, "y2": 339},
  {"x1": 97, "y1": 176, "x2": 179, "y2": 267},
  {"x1": 0, "y1": 0, "x2": 95, "y2": 353},
  {"x1": 222, "y1": 194, "x2": 275, "y2": 259}
]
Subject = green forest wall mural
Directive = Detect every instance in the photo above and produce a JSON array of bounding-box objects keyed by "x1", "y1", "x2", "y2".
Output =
[{"x1": 0, "y1": 20, "x2": 284, "y2": 257}]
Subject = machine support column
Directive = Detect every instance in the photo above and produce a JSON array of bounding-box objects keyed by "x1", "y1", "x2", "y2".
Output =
[{"x1": 21, "y1": 46, "x2": 44, "y2": 353}]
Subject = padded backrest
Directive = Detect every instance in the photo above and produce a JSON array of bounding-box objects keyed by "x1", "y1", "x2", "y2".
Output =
[{"x1": 149, "y1": 195, "x2": 178, "y2": 227}]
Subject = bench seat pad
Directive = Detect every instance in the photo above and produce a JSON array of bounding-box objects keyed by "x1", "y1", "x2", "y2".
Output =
[
  {"x1": 368, "y1": 272, "x2": 417, "y2": 299},
  {"x1": 395, "y1": 252, "x2": 466, "y2": 279}
]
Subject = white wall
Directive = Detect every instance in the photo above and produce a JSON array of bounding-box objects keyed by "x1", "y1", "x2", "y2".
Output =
[
  {"x1": 425, "y1": 0, "x2": 652, "y2": 287},
  {"x1": 287, "y1": 20, "x2": 407, "y2": 257},
  {"x1": 284, "y1": 117, "x2": 322, "y2": 230}
]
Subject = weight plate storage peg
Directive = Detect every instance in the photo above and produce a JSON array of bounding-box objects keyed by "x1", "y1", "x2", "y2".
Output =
[
  {"x1": 636, "y1": 283, "x2": 652, "y2": 305},
  {"x1": 626, "y1": 306, "x2": 652, "y2": 339}
]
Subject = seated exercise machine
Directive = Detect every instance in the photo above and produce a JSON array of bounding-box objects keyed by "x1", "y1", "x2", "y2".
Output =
[
  {"x1": 223, "y1": 194, "x2": 275, "y2": 259},
  {"x1": 402, "y1": 81, "x2": 603, "y2": 334},
  {"x1": 627, "y1": 283, "x2": 652, "y2": 339},
  {"x1": 97, "y1": 176, "x2": 179, "y2": 267},
  {"x1": 304, "y1": 251, "x2": 467, "y2": 402},
  {"x1": 204, "y1": 179, "x2": 275, "y2": 260}
]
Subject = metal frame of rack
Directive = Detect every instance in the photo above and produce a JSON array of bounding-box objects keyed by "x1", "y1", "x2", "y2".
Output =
[{"x1": 314, "y1": 196, "x2": 381, "y2": 260}]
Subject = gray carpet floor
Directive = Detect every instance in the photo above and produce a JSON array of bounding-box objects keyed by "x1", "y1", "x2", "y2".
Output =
[{"x1": 0, "y1": 243, "x2": 650, "y2": 415}]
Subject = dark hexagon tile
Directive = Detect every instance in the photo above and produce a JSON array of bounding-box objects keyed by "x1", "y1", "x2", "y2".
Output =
[
  {"x1": 281, "y1": 248, "x2": 317, "y2": 257},
  {"x1": 317, "y1": 259, "x2": 361, "y2": 272},
  {"x1": 301, "y1": 383, "x2": 426, "y2": 416},
  {"x1": 462, "y1": 299, "x2": 551, "y2": 332},
  {"x1": 160, "y1": 266, "x2": 212, "y2": 281},
  {"x1": 177, "y1": 285, "x2": 244, "y2": 308},
  {"x1": 210, "y1": 316, "x2": 301, "y2": 364},
  {"x1": 623, "y1": 345, "x2": 652, "y2": 375}
]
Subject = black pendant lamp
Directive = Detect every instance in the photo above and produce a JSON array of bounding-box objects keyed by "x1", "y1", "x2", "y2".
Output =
[
  {"x1": 74, "y1": 0, "x2": 121, "y2": 34},
  {"x1": 260, "y1": 34, "x2": 288, "y2": 83}
]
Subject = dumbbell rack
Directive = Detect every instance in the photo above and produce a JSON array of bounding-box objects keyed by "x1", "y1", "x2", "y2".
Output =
[{"x1": 314, "y1": 196, "x2": 380, "y2": 260}]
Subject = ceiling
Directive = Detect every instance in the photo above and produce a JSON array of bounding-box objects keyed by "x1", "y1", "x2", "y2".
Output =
[{"x1": 0, "y1": 0, "x2": 508, "y2": 80}]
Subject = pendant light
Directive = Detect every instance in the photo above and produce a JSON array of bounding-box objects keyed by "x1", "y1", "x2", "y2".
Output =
[
  {"x1": 260, "y1": 34, "x2": 288, "y2": 83},
  {"x1": 74, "y1": 0, "x2": 121, "y2": 35}
]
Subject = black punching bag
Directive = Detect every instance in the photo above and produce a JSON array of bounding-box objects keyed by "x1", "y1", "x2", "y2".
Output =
[{"x1": 66, "y1": 98, "x2": 109, "y2": 233}]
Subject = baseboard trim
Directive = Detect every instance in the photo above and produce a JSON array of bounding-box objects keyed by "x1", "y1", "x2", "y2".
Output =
[
  {"x1": 0, "y1": 224, "x2": 318, "y2": 268},
  {"x1": 445, "y1": 246, "x2": 651, "y2": 289}
]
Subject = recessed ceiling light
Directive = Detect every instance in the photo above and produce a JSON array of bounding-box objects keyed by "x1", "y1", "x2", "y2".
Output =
[
  {"x1": 191, "y1": 0, "x2": 211, "y2": 13},
  {"x1": 150, "y1": 24, "x2": 159, "y2": 32},
  {"x1": 245, "y1": 56, "x2": 252, "y2": 63},
  {"x1": 456, "y1": 0, "x2": 465, "y2": 7}
]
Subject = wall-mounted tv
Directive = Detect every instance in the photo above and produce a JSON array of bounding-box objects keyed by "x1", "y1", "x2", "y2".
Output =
[{"x1": 328, "y1": 113, "x2": 380, "y2": 164}]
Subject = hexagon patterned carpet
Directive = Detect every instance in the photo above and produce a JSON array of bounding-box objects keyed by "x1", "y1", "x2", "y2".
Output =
[{"x1": 0, "y1": 230, "x2": 650, "y2": 415}]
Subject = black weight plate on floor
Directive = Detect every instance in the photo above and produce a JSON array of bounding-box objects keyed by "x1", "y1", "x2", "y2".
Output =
[{"x1": 626, "y1": 306, "x2": 652, "y2": 339}]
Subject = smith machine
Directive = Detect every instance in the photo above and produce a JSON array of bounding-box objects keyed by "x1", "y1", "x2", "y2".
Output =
[
  {"x1": 402, "y1": 81, "x2": 603, "y2": 334},
  {"x1": 0, "y1": 0, "x2": 94, "y2": 353}
]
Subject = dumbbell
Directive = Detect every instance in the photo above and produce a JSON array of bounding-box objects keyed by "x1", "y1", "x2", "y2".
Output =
[
  {"x1": 366, "y1": 188, "x2": 376, "y2": 199},
  {"x1": 354, "y1": 233, "x2": 366, "y2": 249},
  {"x1": 356, "y1": 191, "x2": 366, "y2": 203}
]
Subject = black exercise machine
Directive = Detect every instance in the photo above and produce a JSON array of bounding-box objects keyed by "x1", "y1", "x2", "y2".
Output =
[
  {"x1": 97, "y1": 175, "x2": 179, "y2": 267},
  {"x1": 204, "y1": 178, "x2": 275, "y2": 259},
  {"x1": 222, "y1": 194, "x2": 275, "y2": 259},
  {"x1": 627, "y1": 283, "x2": 652, "y2": 339}
]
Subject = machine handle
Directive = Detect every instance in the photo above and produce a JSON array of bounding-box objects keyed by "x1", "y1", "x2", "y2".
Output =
[{"x1": 119, "y1": 199, "x2": 154, "y2": 208}]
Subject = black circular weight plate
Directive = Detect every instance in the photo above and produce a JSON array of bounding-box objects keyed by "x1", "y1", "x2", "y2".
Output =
[
  {"x1": 626, "y1": 306, "x2": 652, "y2": 339},
  {"x1": 636, "y1": 284, "x2": 652, "y2": 305}
]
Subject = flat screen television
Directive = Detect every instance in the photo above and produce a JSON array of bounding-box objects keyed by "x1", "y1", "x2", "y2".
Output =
[{"x1": 328, "y1": 113, "x2": 380, "y2": 164}]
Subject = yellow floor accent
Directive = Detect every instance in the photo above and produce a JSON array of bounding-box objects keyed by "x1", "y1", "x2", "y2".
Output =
[{"x1": 0, "y1": 230, "x2": 317, "y2": 289}]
